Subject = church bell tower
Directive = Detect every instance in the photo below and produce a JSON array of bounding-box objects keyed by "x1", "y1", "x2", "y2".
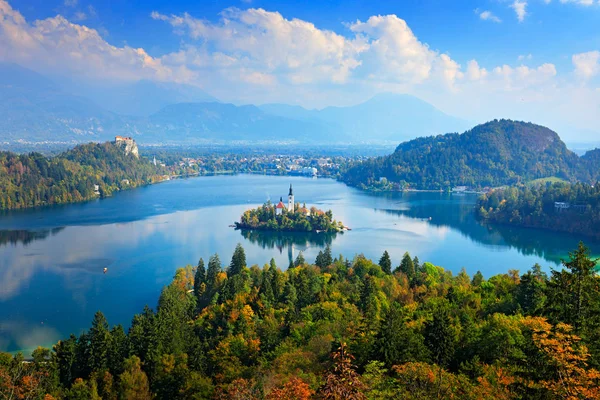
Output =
[{"x1": 288, "y1": 184, "x2": 294, "y2": 212}]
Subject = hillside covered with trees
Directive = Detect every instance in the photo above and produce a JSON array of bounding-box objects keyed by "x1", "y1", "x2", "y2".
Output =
[
  {"x1": 478, "y1": 182, "x2": 600, "y2": 240},
  {"x1": 0, "y1": 141, "x2": 163, "y2": 210},
  {"x1": 2, "y1": 242, "x2": 600, "y2": 399},
  {"x1": 341, "y1": 120, "x2": 599, "y2": 191}
]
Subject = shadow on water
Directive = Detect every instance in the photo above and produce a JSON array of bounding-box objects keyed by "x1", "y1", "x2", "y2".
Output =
[
  {"x1": 0, "y1": 227, "x2": 64, "y2": 246},
  {"x1": 379, "y1": 195, "x2": 599, "y2": 265}
]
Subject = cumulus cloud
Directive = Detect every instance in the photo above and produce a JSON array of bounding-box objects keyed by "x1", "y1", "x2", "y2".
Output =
[
  {"x1": 511, "y1": 0, "x2": 528, "y2": 22},
  {"x1": 492, "y1": 63, "x2": 557, "y2": 89},
  {"x1": 573, "y1": 51, "x2": 600, "y2": 78},
  {"x1": 466, "y1": 60, "x2": 488, "y2": 80},
  {"x1": 0, "y1": 0, "x2": 192, "y2": 83},
  {"x1": 478, "y1": 10, "x2": 502, "y2": 23},
  {"x1": 153, "y1": 8, "x2": 366, "y2": 85}
]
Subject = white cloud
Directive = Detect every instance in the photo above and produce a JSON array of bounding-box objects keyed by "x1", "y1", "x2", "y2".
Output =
[
  {"x1": 63, "y1": 0, "x2": 77, "y2": 7},
  {"x1": 154, "y1": 8, "x2": 366, "y2": 85},
  {"x1": 0, "y1": 0, "x2": 192, "y2": 83},
  {"x1": 511, "y1": 0, "x2": 528, "y2": 22},
  {"x1": 478, "y1": 10, "x2": 502, "y2": 23},
  {"x1": 466, "y1": 60, "x2": 488, "y2": 80},
  {"x1": 559, "y1": 0, "x2": 596, "y2": 5},
  {"x1": 492, "y1": 63, "x2": 556, "y2": 89},
  {"x1": 573, "y1": 51, "x2": 600, "y2": 79},
  {"x1": 518, "y1": 54, "x2": 533, "y2": 61}
]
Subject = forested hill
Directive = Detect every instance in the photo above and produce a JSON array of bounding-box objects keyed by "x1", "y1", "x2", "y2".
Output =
[
  {"x1": 0, "y1": 141, "x2": 162, "y2": 210},
  {"x1": 341, "y1": 120, "x2": 595, "y2": 190},
  {"x1": 2, "y1": 243, "x2": 600, "y2": 399},
  {"x1": 478, "y1": 182, "x2": 600, "y2": 240}
]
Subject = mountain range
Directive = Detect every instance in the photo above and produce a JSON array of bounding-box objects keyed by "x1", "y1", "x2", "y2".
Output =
[
  {"x1": 342, "y1": 119, "x2": 600, "y2": 190},
  {"x1": 0, "y1": 63, "x2": 470, "y2": 145}
]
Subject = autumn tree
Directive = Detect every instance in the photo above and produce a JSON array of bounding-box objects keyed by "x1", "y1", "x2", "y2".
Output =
[{"x1": 319, "y1": 343, "x2": 366, "y2": 400}]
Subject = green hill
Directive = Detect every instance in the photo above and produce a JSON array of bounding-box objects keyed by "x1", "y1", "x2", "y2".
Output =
[
  {"x1": 0, "y1": 140, "x2": 161, "y2": 210},
  {"x1": 342, "y1": 120, "x2": 594, "y2": 190}
]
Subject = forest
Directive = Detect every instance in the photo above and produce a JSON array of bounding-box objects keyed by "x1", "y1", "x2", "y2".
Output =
[
  {"x1": 341, "y1": 120, "x2": 599, "y2": 191},
  {"x1": 478, "y1": 182, "x2": 600, "y2": 240},
  {"x1": 0, "y1": 142, "x2": 163, "y2": 210},
  {"x1": 2, "y1": 242, "x2": 599, "y2": 399},
  {"x1": 235, "y1": 202, "x2": 344, "y2": 233}
]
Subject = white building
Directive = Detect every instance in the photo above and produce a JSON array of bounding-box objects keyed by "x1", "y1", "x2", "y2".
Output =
[
  {"x1": 288, "y1": 184, "x2": 294, "y2": 212},
  {"x1": 276, "y1": 197, "x2": 286, "y2": 215}
]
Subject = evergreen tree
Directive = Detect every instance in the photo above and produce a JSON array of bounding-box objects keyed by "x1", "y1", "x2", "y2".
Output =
[
  {"x1": 425, "y1": 305, "x2": 455, "y2": 367},
  {"x1": 315, "y1": 250, "x2": 326, "y2": 268},
  {"x1": 546, "y1": 242, "x2": 600, "y2": 331},
  {"x1": 294, "y1": 252, "x2": 306, "y2": 267},
  {"x1": 517, "y1": 264, "x2": 547, "y2": 316},
  {"x1": 375, "y1": 303, "x2": 428, "y2": 367},
  {"x1": 396, "y1": 252, "x2": 415, "y2": 280},
  {"x1": 107, "y1": 325, "x2": 128, "y2": 377},
  {"x1": 194, "y1": 258, "x2": 206, "y2": 299},
  {"x1": 378, "y1": 251, "x2": 392, "y2": 274},
  {"x1": 472, "y1": 271, "x2": 484, "y2": 286},
  {"x1": 323, "y1": 245, "x2": 333, "y2": 267},
  {"x1": 413, "y1": 256, "x2": 420, "y2": 273},
  {"x1": 89, "y1": 311, "x2": 110, "y2": 373},
  {"x1": 229, "y1": 244, "x2": 247, "y2": 276}
]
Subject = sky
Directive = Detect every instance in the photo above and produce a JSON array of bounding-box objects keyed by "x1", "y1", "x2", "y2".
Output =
[{"x1": 1, "y1": 0, "x2": 600, "y2": 140}]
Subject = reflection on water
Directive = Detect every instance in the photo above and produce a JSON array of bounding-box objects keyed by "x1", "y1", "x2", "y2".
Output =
[
  {"x1": 239, "y1": 229, "x2": 338, "y2": 265},
  {"x1": 380, "y1": 197, "x2": 586, "y2": 265},
  {"x1": 0, "y1": 228, "x2": 64, "y2": 246},
  {"x1": 1, "y1": 174, "x2": 599, "y2": 354}
]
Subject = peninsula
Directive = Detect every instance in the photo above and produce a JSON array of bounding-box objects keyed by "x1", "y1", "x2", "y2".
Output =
[{"x1": 234, "y1": 184, "x2": 345, "y2": 233}]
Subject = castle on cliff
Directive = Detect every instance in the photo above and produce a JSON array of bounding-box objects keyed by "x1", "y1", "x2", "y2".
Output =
[{"x1": 114, "y1": 136, "x2": 139, "y2": 158}]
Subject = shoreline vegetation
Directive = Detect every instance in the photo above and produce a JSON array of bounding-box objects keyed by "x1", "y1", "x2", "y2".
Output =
[
  {"x1": 0, "y1": 139, "x2": 164, "y2": 210},
  {"x1": 2, "y1": 242, "x2": 599, "y2": 399},
  {"x1": 234, "y1": 201, "x2": 346, "y2": 233},
  {"x1": 477, "y1": 181, "x2": 600, "y2": 240}
]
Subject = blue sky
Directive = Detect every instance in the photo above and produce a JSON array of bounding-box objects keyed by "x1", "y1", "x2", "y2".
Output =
[{"x1": 2, "y1": 0, "x2": 600, "y2": 140}]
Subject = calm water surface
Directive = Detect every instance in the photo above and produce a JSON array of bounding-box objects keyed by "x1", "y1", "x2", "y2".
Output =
[{"x1": 1, "y1": 174, "x2": 597, "y2": 353}]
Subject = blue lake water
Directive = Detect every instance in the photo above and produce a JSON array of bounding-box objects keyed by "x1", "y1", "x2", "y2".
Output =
[{"x1": 0, "y1": 174, "x2": 597, "y2": 353}]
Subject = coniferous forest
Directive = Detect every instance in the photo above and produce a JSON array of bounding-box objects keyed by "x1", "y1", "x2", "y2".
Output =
[
  {"x1": 2, "y1": 242, "x2": 599, "y2": 399},
  {"x1": 0, "y1": 142, "x2": 162, "y2": 210}
]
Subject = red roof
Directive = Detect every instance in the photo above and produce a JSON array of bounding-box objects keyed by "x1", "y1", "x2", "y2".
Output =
[{"x1": 276, "y1": 202, "x2": 286, "y2": 209}]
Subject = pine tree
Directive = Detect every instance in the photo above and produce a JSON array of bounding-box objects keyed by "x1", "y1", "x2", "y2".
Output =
[
  {"x1": 294, "y1": 252, "x2": 306, "y2": 267},
  {"x1": 229, "y1": 244, "x2": 247, "y2": 276},
  {"x1": 323, "y1": 245, "x2": 333, "y2": 266},
  {"x1": 89, "y1": 311, "x2": 110, "y2": 373},
  {"x1": 194, "y1": 258, "x2": 206, "y2": 299},
  {"x1": 378, "y1": 251, "x2": 392, "y2": 274},
  {"x1": 396, "y1": 252, "x2": 415, "y2": 280}
]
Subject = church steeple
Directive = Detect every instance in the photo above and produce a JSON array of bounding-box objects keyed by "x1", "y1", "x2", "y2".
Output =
[{"x1": 287, "y1": 184, "x2": 294, "y2": 212}]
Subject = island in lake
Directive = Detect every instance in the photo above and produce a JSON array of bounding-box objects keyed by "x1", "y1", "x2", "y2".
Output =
[{"x1": 234, "y1": 184, "x2": 345, "y2": 233}]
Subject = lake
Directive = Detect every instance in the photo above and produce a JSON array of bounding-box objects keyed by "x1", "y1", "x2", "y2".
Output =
[{"x1": 0, "y1": 174, "x2": 597, "y2": 354}]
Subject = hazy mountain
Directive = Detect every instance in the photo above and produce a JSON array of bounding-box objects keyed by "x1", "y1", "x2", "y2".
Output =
[
  {"x1": 0, "y1": 63, "x2": 132, "y2": 142},
  {"x1": 74, "y1": 80, "x2": 218, "y2": 117},
  {"x1": 342, "y1": 119, "x2": 590, "y2": 189},
  {"x1": 260, "y1": 93, "x2": 472, "y2": 142},
  {"x1": 144, "y1": 102, "x2": 345, "y2": 142},
  {"x1": 0, "y1": 63, "x2": 467, "y2": 144}
]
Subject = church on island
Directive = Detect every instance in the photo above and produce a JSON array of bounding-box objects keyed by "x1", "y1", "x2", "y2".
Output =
[
  {"x1": 234, "y1": 184, "x2": 343, "y2": 233},
  {"x1": 275, "y1": 184, "x2": 310, "y2": 216}
]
